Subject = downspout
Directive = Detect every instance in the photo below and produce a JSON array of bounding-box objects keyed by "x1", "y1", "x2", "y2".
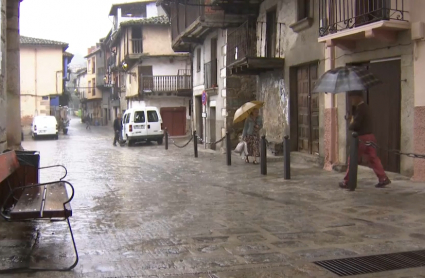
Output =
[
  {"x1": 35, "y1": 48, "x2": 38, "y2": 116},
  {"x1": 64, "y1": 56, "x2": 68, "y2": 79},
  {"x1": 190, "y1": 46, "x2": 194, "y2": 134}
]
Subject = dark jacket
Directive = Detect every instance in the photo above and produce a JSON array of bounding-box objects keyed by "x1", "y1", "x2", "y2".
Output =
[
  {"x1": 349, "y1": 102, "x2": 373, "y2": 136},
  {"x1": 113, "y1": 118, "x2": 122, "y2": 132}
]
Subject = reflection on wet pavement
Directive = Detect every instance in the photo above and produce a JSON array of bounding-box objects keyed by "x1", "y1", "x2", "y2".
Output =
[{"x1": 2, "y1": 117, "x2": 425, "y2": 277}]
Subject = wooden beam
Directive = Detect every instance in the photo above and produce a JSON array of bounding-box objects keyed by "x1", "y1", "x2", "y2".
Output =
[
  {"x1": 365, "y1": 29, "x2": 397, "y2": 43},
  {"x1": 181, "y1": 37, "x2": 203, "y2": 44},
  {"x1": 326, "y1": 39, "x2": 356, "y2": 51}
]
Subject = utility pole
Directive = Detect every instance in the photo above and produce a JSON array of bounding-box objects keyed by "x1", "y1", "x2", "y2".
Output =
[{"x1": 6, "y1": 0, "x2": 22, "y2": 150}]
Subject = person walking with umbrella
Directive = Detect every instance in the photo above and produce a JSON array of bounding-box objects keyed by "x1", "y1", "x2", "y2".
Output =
[
  {"x1": 313, "y1": 66, "x2": 390, "y2": 188},
  {"x1": 242, "y1": 108, "x2": 263, "y2": 164},
  {"x1": 234, "y1": 101, "x2": 264, "y2": 164},
  {"x1": 340, "y1": 91, "x2": 391, "y2": 188}
]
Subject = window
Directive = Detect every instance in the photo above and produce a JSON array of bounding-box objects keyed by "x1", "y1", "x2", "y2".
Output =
[
  {"x1": 298, "y1": 0, "x2": 311, "y2": 20},
  {"x1": 92, "y1": 58, "x2": 96, "y2": 74},
  {"x1": 147, "y1": 111, "x2": 159, "y2": 122},
  {"x1": 124, "y1": 114, "x2": 130, "y2": 124},
  {"x1": 88, "y1": 81, "x2": 91, "y2": 96},
  {"x1": 196, "y1": 48, "x2": 201, "y2": 72},
  {"x1": 88, "y1": 60, "x2": 91, "y2": 73},
  {"x1": 134, "y1": 111, "x2": 145, "y2": 123}
]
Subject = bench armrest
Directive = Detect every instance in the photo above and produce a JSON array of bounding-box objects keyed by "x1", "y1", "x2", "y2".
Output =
[
  {"x1": 39, "y1": 165, "x2": 68, "y2": 180},
  {"x1": 0, "y1": 180, "x2": 75, "y2": 220}
]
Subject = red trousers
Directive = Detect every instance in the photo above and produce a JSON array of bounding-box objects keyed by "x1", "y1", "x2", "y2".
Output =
[{"x1": 344, "y1": 134, "x2": 387, "y2": 183}]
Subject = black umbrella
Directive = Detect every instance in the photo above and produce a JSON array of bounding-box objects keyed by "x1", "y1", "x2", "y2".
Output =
[{"x1": 312, "y1": 66, "x2": 381, "y2": 94}]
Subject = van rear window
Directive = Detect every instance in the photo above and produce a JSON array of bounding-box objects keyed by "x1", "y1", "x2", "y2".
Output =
[
  {"x1": 147, "y1": 111, "x2": 159, "y2": 122},
  {"x1": 134, "y1": 111, "x2": 145, "y2": 123}
]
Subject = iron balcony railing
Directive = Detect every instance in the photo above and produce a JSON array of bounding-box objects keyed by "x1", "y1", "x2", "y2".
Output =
[
  {"x1": 228, "y1": 20, "x2": 284, "y2": 65},
  {"x1": 319, "y1": 0, "x2": 407, "y2": 37},
  {"x1": 140, "y1": 75, "x2": 192, "y2": 93},
  {"x1": 131, "y1": 39, "x2": 143, "y2": 54},
  {"x1": 204, "y1": 60, "x2": 217, "y2": 89}
]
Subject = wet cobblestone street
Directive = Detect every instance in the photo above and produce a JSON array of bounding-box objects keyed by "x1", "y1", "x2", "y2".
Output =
[{"x1": 3, "y1": 118, "x2": 425, "y2": 277}]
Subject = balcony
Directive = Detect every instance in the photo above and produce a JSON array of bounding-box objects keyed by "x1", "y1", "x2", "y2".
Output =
[
  {"x1": 140, "y1": 75, "x2": 192, "y2": 97},
  {"x1": 227, "y1": 21, "x2": 285, "y2": 75},
  {"x1": 96, "y1": 68, "x2": 106, "y2": 87},
  {"x1": 169, "y1": 0, "x2": 247, "y2": 52},
  {"x1": 318, "y1": 0, "x2": 410, "y2": 50},
  {"x1": 204, "y1": 60, "x2": 218, "y2": 91}
]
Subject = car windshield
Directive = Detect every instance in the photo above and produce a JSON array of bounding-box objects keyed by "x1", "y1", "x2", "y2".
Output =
[
  {"x1": 134, "y1": 111, "x2": 145, "y2": 123},
  {"x1": 147, "y1": 111, "x2": 159, "y2": 122}
]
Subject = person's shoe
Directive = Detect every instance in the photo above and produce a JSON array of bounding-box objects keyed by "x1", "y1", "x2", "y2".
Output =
[
  {"x1": 375, "y1": 178, "x2": 391, "y2": 188},
  {"x1": 339, "y1": 182, "x2": 349, "y2": 189}
]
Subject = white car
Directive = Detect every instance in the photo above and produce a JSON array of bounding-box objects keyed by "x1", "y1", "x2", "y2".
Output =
[
  {"x1": 32, "y1": 116, "x2": 59, "y2": 140},
  {"x1": 122, "y1": 107, "x2": 164, "y2": 146}
]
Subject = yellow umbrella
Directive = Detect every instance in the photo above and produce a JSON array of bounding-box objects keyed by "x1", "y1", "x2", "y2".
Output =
[{"x1": 233, "y1": 101, "x2": 264, "y2": 124}]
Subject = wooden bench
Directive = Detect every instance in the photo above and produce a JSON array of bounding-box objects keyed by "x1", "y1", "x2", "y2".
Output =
[{"x1": 0, "y1": 150, "x2": 78, "y2": 273}]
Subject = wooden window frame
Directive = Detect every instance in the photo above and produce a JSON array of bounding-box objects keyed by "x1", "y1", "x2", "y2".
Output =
[{"x1": 196, "y1": 48, "x2": 201, "y2": 73}]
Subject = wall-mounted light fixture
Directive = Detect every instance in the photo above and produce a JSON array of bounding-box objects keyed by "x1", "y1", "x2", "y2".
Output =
[{"x1": 122, "y1": 62, "x2": 128, "y2": 70}]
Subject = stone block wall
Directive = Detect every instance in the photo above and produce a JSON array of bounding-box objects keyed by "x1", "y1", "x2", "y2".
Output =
[
  {"x1": 258, "y1": 69, "x2": 286, "y2": 143},
  {"x1": 225, "y1": 75, "x2": 257, "y2": 148},
  {"x1": 0, "y1": 0, "x2": 6, "y2": 152}
]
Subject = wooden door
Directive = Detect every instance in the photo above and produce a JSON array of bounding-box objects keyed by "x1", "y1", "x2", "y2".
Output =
[
  {"x1": 139, "y1": 66, "x2": 153, "y2": 91},
  {"x1": 209, "y1": 107, "x2": 216, "y2": 150},
  {"x1": 297, "y1": 63, "x2": 319, "y2": 155},
  {"x1": 160, "y1": 107, "x2": 186, "y2": 136},
  {"x1": 368, "y1": 59, "x2": 401, "y2": 173},
  {"x1": 345, "y1": 60, "x2": 401, "y2": 173}
]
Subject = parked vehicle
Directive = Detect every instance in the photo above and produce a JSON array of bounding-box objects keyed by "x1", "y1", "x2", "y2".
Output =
[
  {"x1": 121, "y1": 107, "x2": 164, "y2": 146},
  {"x1": 31, "y1": 116, "x2": 59, "y2": 140}
]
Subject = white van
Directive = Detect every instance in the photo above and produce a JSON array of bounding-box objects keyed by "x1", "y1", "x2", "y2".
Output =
[
  {"x1": 121, "y1": 107, "x2": 164, "y2": 146},
  {"x1": 32, "y1": 116, "x2": 59, "y2": 140}
]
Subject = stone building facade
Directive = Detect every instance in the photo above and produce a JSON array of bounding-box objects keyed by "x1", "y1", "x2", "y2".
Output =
[
  {"x1": 0, "y1": 0, "x2": 6, "y2": 152},
  {"x1": 1, "y1": 0, "x2": 22, "y2": 152}
]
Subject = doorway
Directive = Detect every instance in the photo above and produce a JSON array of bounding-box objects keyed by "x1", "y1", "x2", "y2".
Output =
[
  {"x1": 160, "y1": 107, "x2": 186, "y2": 136},
  {"x1": 266, "y1": 8, "x2": 277, "y2": 58},
  {"x1": 195, "y1": 95, "x2": 203, "y2": 139},
  {"x1": 138, "y1": 66, "x2": 153, "y2": 92},
  {"x1": 355, "y1": 0, "x2": 390, "y2": 26},
  {"x1": 346, "y1": 59, "x2": 401, "y2": 173},
  {"x1": 209, "y1": 107, "x2": 216, "y2": 150},
  {"x1": 296, "y1": 63, "x2": 319, "y2": 155}
]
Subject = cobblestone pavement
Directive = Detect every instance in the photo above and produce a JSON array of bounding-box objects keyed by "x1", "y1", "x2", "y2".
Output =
[{"x1": 2, "y1": 118, "x2": 425, "y2": 278}]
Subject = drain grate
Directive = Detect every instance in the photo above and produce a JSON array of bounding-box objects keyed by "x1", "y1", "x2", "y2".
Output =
[{"x1": 314, "y1": 249, "x2": 425, "y2": 276}]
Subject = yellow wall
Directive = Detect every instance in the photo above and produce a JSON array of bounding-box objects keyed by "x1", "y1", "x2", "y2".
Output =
[
  {"x1": 86, "y1": 55, "x2": 102, "y2": 100},
  {"x1": 20, "y1": 46, "x2": 63, "y2": 122}
]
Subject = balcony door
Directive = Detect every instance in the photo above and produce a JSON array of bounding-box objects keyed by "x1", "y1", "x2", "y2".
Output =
[
  {"x1": 139, "y1": 66, "x2": 153, "y2": 92},
  {"x1": 266, "y1": 9, "x2": 277, "y2": 58},
  {"x1": 132, "y1": 26, "x2": 143, "y2": 54},
  {"x1": 355, "y1": 0, "x2": 390, "y2": 26}
]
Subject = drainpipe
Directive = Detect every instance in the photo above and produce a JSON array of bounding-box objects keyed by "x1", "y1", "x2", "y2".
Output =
[
  {"x1": 190, "y1": 46, "x2": 194, "y2": 135},
  {"x1": 64, "y1": 56, "x2": 68, "y2": 79},
  {"x1": 35, "y1": 48, "x2": 38, "y2": 116}
]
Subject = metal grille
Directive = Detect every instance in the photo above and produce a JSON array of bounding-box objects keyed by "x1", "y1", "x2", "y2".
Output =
[{"x1": 314, "y1": 249, "x2": 425, "y2": 276}]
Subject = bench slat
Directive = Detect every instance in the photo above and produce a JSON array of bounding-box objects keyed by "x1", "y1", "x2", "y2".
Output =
[
  {"x1": 43, "y1": 182, "x2": 72, "y2": 218},
  {"x1": 10, "y1": 186, "x2": 44, "y2": 220}
]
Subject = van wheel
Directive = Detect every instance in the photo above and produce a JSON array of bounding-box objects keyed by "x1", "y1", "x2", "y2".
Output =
[{"x1": 157, "y1": 138, "x2": 163, "y2": 145}]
